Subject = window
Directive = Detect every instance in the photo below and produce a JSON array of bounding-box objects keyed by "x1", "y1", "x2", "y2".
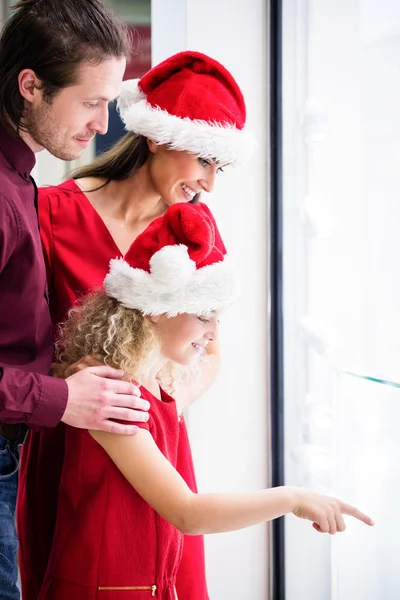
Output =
[{"x1": 281, "y1": 1, "x2": 400, "y2": 598}]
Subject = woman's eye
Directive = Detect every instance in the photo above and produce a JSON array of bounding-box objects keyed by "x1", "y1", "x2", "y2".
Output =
[{"x1": 217, "y1": 167, "x2": 225, "y2": 174}]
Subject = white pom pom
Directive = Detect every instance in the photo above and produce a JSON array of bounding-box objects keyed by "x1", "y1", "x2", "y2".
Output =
[
  {"x1": 117, "y1": 79, "x2": 146, "y2": 119},
  {"x1": 149, "y1": 245, "x2": 196, "y2": 289}
]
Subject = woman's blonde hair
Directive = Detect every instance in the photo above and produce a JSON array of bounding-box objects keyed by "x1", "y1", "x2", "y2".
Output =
[{"x1": 57, "y1": 291, "x2": 158, "y2": 380}]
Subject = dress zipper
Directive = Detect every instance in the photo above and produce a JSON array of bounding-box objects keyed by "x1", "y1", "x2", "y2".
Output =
[{"x1": 98, "y1": 585, "x2": 157, "y2": 596}]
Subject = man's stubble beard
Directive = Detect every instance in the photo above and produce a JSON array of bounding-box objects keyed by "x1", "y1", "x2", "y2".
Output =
[{"x1": 24, "y1": 100, "x2": 82, "y2": 162}]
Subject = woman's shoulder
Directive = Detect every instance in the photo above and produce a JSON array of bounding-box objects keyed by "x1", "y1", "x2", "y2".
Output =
[
  {"x1": 38, "y1": 179, "x2": 81, "y2": 213},
  {"x1": 38, "y1": 178, "x2": 79, "y2": 199},
  {"x1": 38, "y1": 179, "x2": 93, "y2": 227}
]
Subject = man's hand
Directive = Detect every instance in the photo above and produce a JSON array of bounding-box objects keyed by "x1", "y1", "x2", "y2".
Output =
[{"x1": 63, "y1": 365, "x2": 150, "y2": 435}]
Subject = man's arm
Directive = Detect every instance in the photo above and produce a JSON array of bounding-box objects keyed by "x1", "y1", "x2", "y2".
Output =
[
  {"x1": 0, "y1": 366, "x2": 68, "y2": 427},
  {"x1": 0, "y1": 362, "x2": 151, "y2": 432},
  {"x1": 0, "y1": 196, "x2": 67, "y2": 426}
]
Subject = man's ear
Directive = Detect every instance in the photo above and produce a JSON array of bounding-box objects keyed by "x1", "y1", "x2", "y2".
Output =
[{"x1": 18, "y1": 69, "x2": 43, "y2": 106}]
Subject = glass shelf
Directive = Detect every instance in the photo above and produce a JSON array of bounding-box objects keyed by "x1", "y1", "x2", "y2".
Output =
[{"x1": 336, "y1": 368, "x2": 400, "y2": 390}]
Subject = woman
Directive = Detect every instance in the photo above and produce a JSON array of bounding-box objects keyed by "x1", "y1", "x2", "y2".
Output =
[
  {"x1": 18, "y1": 50, "x2": 251, "y2": 600},
  {"x1": 38, "y1": 201, "x2": 372, "y2": 599}
]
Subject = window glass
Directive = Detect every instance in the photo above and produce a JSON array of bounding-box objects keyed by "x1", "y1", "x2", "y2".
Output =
[{"x1": 281, "y1": 1, "x2": 400, "y2": 598}]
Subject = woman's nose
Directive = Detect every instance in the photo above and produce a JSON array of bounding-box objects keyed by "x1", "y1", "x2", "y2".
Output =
[{"x1": 200, "y1": 169, "x2": 216, "y2": 193}]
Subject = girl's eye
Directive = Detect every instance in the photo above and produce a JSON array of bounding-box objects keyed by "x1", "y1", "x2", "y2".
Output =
[
  {"x1": 199, "y1": 158, "x2": 210, "y2": 168},
  {"x1": 197, "y1": 316, "x2": 209, "y2": 324}
]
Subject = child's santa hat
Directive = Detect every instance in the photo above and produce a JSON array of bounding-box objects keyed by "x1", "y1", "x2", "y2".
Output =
[
  {"x1": 104, "y1": 203, "x2": 240, "y2": 317},
  {"x1": 117, "y1": 50, "x2": 252, "y2": 165}
]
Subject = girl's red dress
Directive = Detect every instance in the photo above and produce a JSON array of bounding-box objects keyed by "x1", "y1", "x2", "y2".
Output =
[
  {"x1": 40, "y1": 386, "x2": 182, "y2": 599},
  {"x1": 17, "y1": 179, "x2": 209, "y2": 600}
]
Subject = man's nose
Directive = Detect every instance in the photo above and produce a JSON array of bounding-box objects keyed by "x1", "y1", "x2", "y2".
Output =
[{"x1": 92, "y1": 104, "x2": 109, "y2": 136}]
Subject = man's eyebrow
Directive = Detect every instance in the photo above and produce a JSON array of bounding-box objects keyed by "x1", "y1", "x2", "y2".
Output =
[{"x1": 84, "y1": 96, "x2": 112, "y2": 102}]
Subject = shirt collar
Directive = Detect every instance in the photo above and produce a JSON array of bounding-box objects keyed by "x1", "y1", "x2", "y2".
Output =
[{"x1": 0, "y1": 124, "x2": 36, "y2": 181}]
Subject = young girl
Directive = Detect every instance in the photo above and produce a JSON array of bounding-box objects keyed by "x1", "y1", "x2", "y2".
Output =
[{"x1": 36, "y1": 201, "x2": 373, "y2": 599}]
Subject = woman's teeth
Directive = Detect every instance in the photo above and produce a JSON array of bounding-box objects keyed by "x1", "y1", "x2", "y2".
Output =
[{"x1": 181, "y1": 184, "x2": 196, "y2": 200}]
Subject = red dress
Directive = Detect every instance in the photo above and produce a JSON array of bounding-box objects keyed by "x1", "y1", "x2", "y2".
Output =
[
  {"x1": 39, "y1": 386, "x2": 182, "y2": 599},
  {"x1": 17, "y1": 179, "x2": 209, "y2": 600}
]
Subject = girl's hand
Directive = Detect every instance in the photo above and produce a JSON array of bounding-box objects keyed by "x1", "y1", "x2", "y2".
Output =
[{"x1": 291, "y1": 488, "x2": 375, "y2": 534}]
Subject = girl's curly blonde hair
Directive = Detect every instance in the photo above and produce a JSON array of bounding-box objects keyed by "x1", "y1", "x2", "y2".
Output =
[
  {"x1": 57, "y1": 291, "x2": 159, "y2": 380},
  {"x1": 58, "y1": 290, "x2": 209, "y2": 397}
]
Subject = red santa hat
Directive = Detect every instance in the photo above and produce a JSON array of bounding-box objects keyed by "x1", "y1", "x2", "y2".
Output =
[
  {"x1": 117, "y1": 50, "x2": 252, "y2": 165},
  {"x1": 104, "y1": 203, "x2": 240, "y2": 317}
]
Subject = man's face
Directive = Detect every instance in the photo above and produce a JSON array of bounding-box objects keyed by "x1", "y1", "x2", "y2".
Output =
[{"x1": 24, "y1": 57, "x2": 126, "y2": 161}]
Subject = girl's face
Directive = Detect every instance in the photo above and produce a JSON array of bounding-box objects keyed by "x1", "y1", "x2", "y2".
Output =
[
  {"x1": 147, "y1": 142, "x2": 229, "y2": 205},
  {"x1": 151, "y1": 312, "x2": 220, "y2": 365}
]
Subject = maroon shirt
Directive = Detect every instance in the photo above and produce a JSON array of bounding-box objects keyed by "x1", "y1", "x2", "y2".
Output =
[{"x1": 0, "y1": 124, "x2": 67, "y2": 427}]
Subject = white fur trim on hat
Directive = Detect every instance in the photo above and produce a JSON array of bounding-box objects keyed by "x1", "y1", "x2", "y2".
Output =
[
  {"x1": 104, "y1": 245, "x2": 241, "y2": 317},
  {"x1": 117, "y1": 80, "x2": 253, "y2": 165}
]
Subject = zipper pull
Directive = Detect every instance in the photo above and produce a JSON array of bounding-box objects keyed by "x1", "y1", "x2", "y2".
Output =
[{"x1": 151, "y1": 585, "x2": 157, "y2": 596}]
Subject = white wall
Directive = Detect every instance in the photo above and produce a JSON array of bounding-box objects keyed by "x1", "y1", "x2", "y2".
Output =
[{"x1": 152, "y1": 2, "x2": 270, "y2": 599}]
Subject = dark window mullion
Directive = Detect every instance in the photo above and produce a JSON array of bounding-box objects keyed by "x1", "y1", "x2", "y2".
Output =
[{"x1": 269, "y1": 0, "x2": 285, "y2": 599}]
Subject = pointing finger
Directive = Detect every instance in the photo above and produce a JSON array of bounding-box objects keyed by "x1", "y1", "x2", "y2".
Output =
[{"x1": 341, "y1": 503, "x2": 375, "y2": 526}]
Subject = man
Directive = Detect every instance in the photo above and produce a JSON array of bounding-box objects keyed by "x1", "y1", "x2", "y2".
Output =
[{"x1": 0, "y1": 1, "x2": 149, "y2": 597}]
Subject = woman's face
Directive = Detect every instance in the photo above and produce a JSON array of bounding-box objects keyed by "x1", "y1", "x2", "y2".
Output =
[
  {"x1": 147, "y1": 143, "x2": 229, "y2": 205},
  {"x1": 151, "y1": 312, "x2": 220, "y2": 365}
]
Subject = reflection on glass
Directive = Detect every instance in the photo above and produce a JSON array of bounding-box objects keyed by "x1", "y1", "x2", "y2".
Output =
[
  {"x1": 332, "y1": 372, "x2": 400, "y2": 600},
  {"x1": 282, "y1": 0, "x2": 400, "y2": 599}
]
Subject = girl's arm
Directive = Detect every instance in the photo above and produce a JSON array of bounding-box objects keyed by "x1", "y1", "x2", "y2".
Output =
[{"x1": 90, "y1": 428, "x2": 374, "y2": 536}]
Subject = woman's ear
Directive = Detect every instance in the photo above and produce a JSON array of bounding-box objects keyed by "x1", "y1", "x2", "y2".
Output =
[{"x1": 147, "y1": 139, "x2": 159, "y2": 154}]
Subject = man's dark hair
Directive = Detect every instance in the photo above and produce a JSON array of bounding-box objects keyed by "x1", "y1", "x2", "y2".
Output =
[{"x1": 0, "y1": 0, "x2": 131, "y2": 133}]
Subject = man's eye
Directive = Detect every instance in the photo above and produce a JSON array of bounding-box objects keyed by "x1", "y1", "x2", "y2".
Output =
[{"x1": 85, "y1": 102, "x2": 98, "y2": 108}]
